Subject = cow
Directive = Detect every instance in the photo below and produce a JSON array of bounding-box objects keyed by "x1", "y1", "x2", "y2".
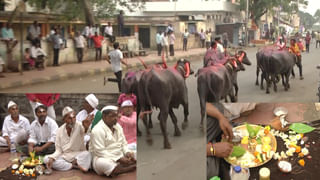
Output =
[
  {"x1": 255, "y1": 47, "x2": 296, "y2": 94},
  {"x1": 197, "y1": 51, "x2": 251, "y2": 130},
  {"x1": 137, "y1": 60, "x2": 191, "y2": 149}
]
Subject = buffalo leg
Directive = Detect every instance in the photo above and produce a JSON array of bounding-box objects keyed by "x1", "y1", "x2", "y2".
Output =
[
  {"x1": 260, "y1": 72, "x2": 265, "y2": 90},
  {"x1": 198, "y1": 82, "x2": 207, "y2": 130},
  {"x1": 182, "y1": 102, "x2": 189, "y2": 130},
  {"x1": 158, "y1": 109, "x2": 171, "y2": 149},
  {"x1": 142, "y1": 113, "x2": 152, "y2": 146},
  {"x1": 291, "y1": 68, "x2": 295, "y2": 79},
  {"x1": 271, "y1": 75, "x2": 277, "y2": 92},
  {"x1": 169, "y1": 109, "x2": 181, "y2": 136},
  {"x1": 147, "y1": 106, "x2": 153, "y2": 128},
  {"x1": 256, "y1": 67, "x2": 260, "y2": 86},
  {"x1": 265, "y1": 74, "x2": 271, "y2": 94},
  {"x1": 284, "y1": 72, "x2": 290, "y2": 91}
]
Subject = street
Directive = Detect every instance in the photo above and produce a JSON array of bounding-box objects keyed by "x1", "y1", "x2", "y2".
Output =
[
  {"x1": 2, "y1": 43, "x2": 320, "y2": 102},
  {"x1": 1, "y1": 44, "x2": 320, "y2": 179}
]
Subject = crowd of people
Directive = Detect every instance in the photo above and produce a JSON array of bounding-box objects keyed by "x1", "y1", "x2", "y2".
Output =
[{"x1": 0, "y1": 93, "x2": 137, "y2": 177}]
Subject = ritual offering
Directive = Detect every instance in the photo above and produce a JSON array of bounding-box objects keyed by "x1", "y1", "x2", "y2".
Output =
[{"x1": 223, "y1": 124, "x2": 277, "y2": 168}]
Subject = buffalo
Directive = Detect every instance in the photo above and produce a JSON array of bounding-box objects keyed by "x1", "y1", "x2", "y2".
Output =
[
  {"x1": 137, "y1": 59, "x2": 191, "y2": 149},
  {"x1": 255, "y1": 47, "x2": 296, "y2": 94},
  {"x1": 197, "y1": 51, "x2": 251, "y2": 129}
]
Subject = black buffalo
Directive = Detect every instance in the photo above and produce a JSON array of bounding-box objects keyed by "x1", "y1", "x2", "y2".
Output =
[
  {"x1": 137, "y1": 60, "x2": 191, "y2": 149},
  {"x1": 197, "y1": 51, "x2": 251, "y2": 129},
  {"x1": 255, "y1": 47, "x2": 296, "y2": 94}
]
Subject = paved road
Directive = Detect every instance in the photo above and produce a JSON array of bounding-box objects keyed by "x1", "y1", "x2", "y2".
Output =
[
  {"x1": 2, "y1": 44, "x2": 319, "y2": 102},
  {"x1": 2, "y1": 43, "x2": 319, "y2": 179}
]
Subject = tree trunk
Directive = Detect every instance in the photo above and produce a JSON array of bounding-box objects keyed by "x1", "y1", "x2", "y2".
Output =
[
  {"x1": 8, "y1": 0, "x2": 27, "y2": 25},
  {"x1": 79, "y1": 0, "x2": 96, "y2": 25}
]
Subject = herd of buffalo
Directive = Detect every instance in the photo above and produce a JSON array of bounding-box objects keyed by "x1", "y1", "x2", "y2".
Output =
[{"x1": 121, "y1": 46, "x2": 302, "y2": 149}]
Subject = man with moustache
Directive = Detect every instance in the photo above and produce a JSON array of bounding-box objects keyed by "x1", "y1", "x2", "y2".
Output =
[
  {"x1": 0, "y1": 101, "x2": 30, "y2": 152},
  {"x1": 90, "y1": 105, "x2": 136, "y2": 177},
  {"x1": 28, "y1": 103, "x2": 58, "y2": 155},
  {"x1": 44, "y1": 106, "x2": 92, "y2": 174}
]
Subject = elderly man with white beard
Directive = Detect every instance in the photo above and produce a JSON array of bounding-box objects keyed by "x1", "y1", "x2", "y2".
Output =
[
  {"x1": 0, "y1": 101, "x2": 30, "y2": 152},
  {"x1": 44, "y1": 106, "x2": 92, "y2": 174},
  {"x1": 28, "y1": 103, "x2": 58, "y2": 155}
]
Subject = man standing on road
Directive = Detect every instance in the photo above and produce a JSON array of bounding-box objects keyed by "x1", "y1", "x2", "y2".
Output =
[
  {"x1": 316, "y1": 31, "x2": 320, "y2": 48},
  {"x1": 49, "y1": 29, "x2": 62, "y2": 66},
  {"x1": 305, "y1": 32, "x2": 311, "y2": 53},
  {"x1": 289, "y1": 39, "x2": 304, "y2": 80},
  {"x1": 182, "y1": 29, "x2": 189, "y2": 51},
  {"x1": 199, "y1": 29, "x2": 206, "y2": 48},
  {"x1": 73, "y1": 31, "x2": 86, "y2": 63},
  {"x1": 169, "y1": 31, "x2": 176, "y2": 56},
  {"x1": 92, "y1": 32, "x2": 104, "y2": 61},
  {"x1": 105, "y1": 42, "x2": 128, "y2": 92},
  {"x1": 156, "y1": 31, "x2": 162, "y2": 56}
]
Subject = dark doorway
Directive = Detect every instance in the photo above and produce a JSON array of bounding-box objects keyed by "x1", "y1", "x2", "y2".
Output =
[{"x1": 138, "y1": 28, "x2": 150, "y2": 48}]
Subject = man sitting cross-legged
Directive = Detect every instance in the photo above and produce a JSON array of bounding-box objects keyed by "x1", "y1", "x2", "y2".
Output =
[
  {"x1": 44, "y1": 106, "x2": 92, "y2": 174},
  {"x1": 90, "y1": 105, "x2": 136, "y2": 177}
]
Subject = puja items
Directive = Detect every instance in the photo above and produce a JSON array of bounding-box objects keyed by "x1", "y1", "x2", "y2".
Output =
[{"x1": 259, "y1": 167, "x2": 270, "y2": 180}]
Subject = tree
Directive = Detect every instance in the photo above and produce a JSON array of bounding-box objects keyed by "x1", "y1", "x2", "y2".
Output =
[
  {"x1": 314, "y1": 9, "x2": 320, "y2": 22},
  {"x1": 9, "y1": 0, "x2": 145, "y2": 26},
  {"x1": 299, "y1": 11, "x2": 315, "y2": 29},
  {"x1": 240, "y1": 0, "x2": 308, "y2": 24}
]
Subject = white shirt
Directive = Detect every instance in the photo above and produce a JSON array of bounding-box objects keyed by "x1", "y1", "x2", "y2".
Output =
[
  {"x1": 29, "y1": 25, "x2": 40, "y2": 39},
  {"x1": 108, "y1": 49, "x2": 123, "y2": 73},
  {"x1": 83, "y1": 26, "x2": 90, "y2": 37},
  {"x1": 183, "y1": 32, "x2": 189, "y2": 39},
  {"x1": 48, "y1": 121, "x2": 86, "y2": 161},
  {"x1": 90, "y1": 121, "x2": 130, "y2": 162},
  {"x1": 161, "y1": 36, "x2": 169, "y2": 46},
  {"x1": 31, "y1": 46, "x2": 47, "y2": 58},
  {"x1": 2, "y1": 115, "x2": 31, "y2": 141},
  {"x1": 74, "y1": 35, "x2": 86, "y2": 48},
  {"x1": 217, "y1": 43, "x2": 224, "y2": 53},
  {"x1": 104, "y1": 26, "x2": 113, "y2": 36},
  {"x1": 28, "y1": 116, "x2": 58, "y2": 144}
]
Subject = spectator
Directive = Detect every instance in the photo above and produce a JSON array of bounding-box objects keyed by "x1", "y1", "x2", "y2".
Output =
[
  {"x1": 57, "y1": 25, "x2": 67, "y2": 48},
  {"x1": 106, "y1": 42, "x2": 128, "y2": 92},
  {"x1": 104, "y1": 22, "x2": 115, "y2": 43},
  {"x1": 83, "y1": 24, "x2": 94, "y2": 48},
  {"x1": 26, "y1": 93, "x2": 60, "y2": 121},
  {"x1": 215, "y1": 37, "x2": 224, "y2": 54},
  {"x1": 169, "y1": 31, "x2": 176, "y2": 56},
  {"x1": 0, "y1": 54, "x2": 4, "y2": 78},
  {"x1": 182, "y1": 29, "x2": 189, "y2": 51},
  {"x1": 49, "y1": 29, "x2": 62, "y2": 66},
  {"x1": 205, "y1": 30, "x2": 211, "y2": 49},
  {"x1": 118, "y1": 100, "x2": 137, "y2": 153},
  {"x1": 24, "y1": 48, "x2": 35, "y2": 69},
  {"x1": 73, "y1": 31, "x2": 86, "y2": 63},
  {"x1": 91, "y1": 32, "x2": 104, "y2": 61},
  {"x1": 305, "y1": 32, "x2": 311, "y2": 53},
  {"x1": 161, "y1": 32, "x2": 169, "y2": 58},
  {"x1": 316, "y1": 31, "x2": 320, "y2": 48},
  {"x1": 93, "y1": 24, "x2": 100, "y2": 35},
  {"x1": 118, "y1": 10, "x2": 124, "y2": 36},
  {"x1": 222, "y1": 33, "x2": 228, "y2": 48},
  {"x1": 1, "y1": 22, "x2": 18, "y2": 53},
  {"x1": 199, "y1": 29, "x2": 206, "y2": 48},
  {"x1": 156, "y1": 31, "x2": 162, "y2": 56},
  {"x1": 31, "y1": 43, "x2": 47, "y2": 70},
  {"x1": 27, "y1": 21, "x2": 41, "y2": 46},
  {"x1": 167, "y1": 24, "x2": 174, "y2": 33}
]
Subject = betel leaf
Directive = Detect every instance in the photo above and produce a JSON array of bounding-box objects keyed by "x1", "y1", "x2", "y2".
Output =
[
  {"x1": 246, "y1": 123, "x2": 261, "y2": 138},
  {"x1": 231, "y1": 146, "x2": 246, "y2": 157},
  {"x1": 289, "y1": 123, "x2": 315, "y2": 134}
]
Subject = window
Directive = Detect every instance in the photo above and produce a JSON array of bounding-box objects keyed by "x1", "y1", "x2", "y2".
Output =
[{"x1": 188, "y1": 23, "x2": 196, "y2": 34}]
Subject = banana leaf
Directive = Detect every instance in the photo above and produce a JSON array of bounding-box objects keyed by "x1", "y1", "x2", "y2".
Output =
[
  {"x1": 231, "y1": 145, "x2": 246, "y2": 157},
  {"x1": 246, "y1": 123, "x2": 261, "y2": 138},
  {"x1": 289, "y1": 123, "x2": 315, "y2": 134}
]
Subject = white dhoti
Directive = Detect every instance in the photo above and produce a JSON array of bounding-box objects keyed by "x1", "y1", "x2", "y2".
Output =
[
  {"x1": 30, "y1": 101, "x2": 56, "y2": 120},
  {"x1": 0, "y1": 129, "x2": 28, "y2": 146},
  {"x1": 44, "y1": 151, "x2": 92, "y2": 171},
  {"x1": 128, "y1": 143, "x2": 137, "y2": 159},
  {"x1": 92, "y1": 156, "x2": 118, "y2": 176}
]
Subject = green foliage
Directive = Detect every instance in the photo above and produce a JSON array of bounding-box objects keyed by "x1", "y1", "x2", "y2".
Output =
[
  {"x1": 299, "y1": 10, "x2": 316, "y2": 29},
  {"x1": 26, "y1": 0, "x2": 145, "y2": 22},
  {"x1": 240, "y1": 0, "x2": 309, "y2": 24}
]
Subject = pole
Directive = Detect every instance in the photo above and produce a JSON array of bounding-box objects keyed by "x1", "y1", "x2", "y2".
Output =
[
  {"x1": 19, "y1": 11, "x2": 23, "y2": 75},
  {"x1": 245, "y1": 0, "x2": 249, "y2": 46}
]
